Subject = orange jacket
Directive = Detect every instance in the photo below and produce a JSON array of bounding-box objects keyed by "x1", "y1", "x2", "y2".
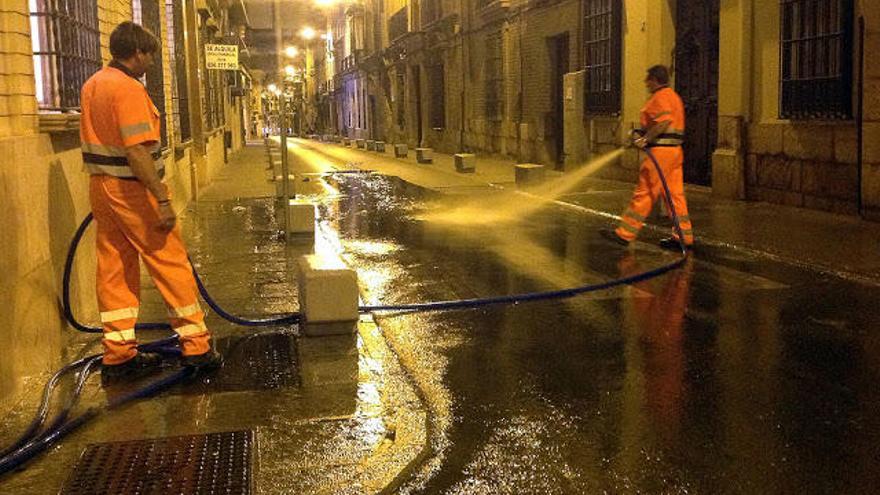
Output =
[
  {"x1": 80, "y1": 62, "x2": 164, "y2": 178},
  {"x1": 640, "y1": 86, "x2": 685, "y2": 147}
]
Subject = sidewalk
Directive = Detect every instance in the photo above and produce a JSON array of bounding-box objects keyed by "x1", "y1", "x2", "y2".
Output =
[
  {"x1": 292, "y1": 138, "x2": 880, "y2": 285},
  {"x1": 0, "y1": 142, "x2": 428, "y2": 494}
]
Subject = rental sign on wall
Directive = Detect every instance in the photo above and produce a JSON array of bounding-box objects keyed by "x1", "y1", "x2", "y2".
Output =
[{"x1": 205, "y1": 44, "x2": 239, "y2": 70}]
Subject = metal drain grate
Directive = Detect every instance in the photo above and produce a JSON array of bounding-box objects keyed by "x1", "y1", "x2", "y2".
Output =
[
  {"x1": 173, "y1": 331, "x2": 300, "y2": 395},
  {"x1": 61, "y1": 430, "x2": 254, "y2": 495}
]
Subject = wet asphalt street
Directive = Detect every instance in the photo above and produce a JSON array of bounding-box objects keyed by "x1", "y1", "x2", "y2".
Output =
[{"x1": 309, "y1": 158, "x2": 880, "y2": 494}]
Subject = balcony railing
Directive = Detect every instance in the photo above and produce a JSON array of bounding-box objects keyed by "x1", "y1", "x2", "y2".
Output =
[{"x1": 389, "y1": 7, "x2": 408, "y2": 42}]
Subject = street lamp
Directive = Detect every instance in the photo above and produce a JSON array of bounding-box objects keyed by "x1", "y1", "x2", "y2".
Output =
[
  {"x1": 299, "y1": 26, "x2": 317, "y2": 40},
  {"x1": 284, "y1": 65, "x2": 298, "y2": 78},
  {"x1": 284, "y1": 46, "x2": 299, "y2": 58}
]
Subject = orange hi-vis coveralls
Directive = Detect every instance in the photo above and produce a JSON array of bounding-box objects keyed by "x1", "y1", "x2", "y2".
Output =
[
  {"x1": 614, "y1": 87, "x2": 694, "y2": 246},
  {"x1": 81, "y1": 62, "x2": 211, "y2": 365}
]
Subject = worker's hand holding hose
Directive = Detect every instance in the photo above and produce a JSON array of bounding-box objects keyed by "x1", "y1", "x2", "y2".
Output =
[{"x1": 156, "y1": 200, "x2": 177, "y2": 233}]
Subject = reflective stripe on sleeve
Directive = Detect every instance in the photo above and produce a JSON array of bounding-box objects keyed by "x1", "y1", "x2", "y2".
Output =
[
  {"x1": 121, "y1": 122, "x2": 152, "y2": 138},
  {"x1": 85, "y1": 163, "x2": 136, "y2": 178},
  {"x1": 100, "y1": 307, "x2": 139, "y2": 323}
]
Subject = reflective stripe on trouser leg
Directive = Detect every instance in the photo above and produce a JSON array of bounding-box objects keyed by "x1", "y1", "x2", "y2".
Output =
[
  {"x1": 659, "y1": 162, "x2": 694, "y2": 245},
  {"x1": 616, "y1": 160, "x2": 662, "y2": 242},
  {"x1": 97, "y1": 176, "x2": 212, "y2": 357},
  {"x1": 90, "y1": 176, "x2": 142, "y2": 365}
]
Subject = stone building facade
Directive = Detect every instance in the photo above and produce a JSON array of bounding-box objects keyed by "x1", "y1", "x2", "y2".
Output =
[
  {"x1": 315, "y1": 0, "x2": 879, "y2": 217},
  {"x1": 0, "y1": 0, "x2": 252, "y2": 409}
]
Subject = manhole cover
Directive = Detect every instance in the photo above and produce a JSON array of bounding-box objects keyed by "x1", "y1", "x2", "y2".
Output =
[
  {"x1": 173, "y1": 331, "x2": 300, "y2": 395},
  {"x1": 61, "y1": 430, "x2": 254, "y2": 494}
]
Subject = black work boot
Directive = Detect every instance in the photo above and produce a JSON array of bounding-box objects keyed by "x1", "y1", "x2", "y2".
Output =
[
  {"x1": 181, "y1": 349, "x2": 223, "y2": 374},
  {"x1": 101, "y1": 352, "x2": 164, "y2": 385},
  {"x1": 599, "y1": 228, "x2": 630, "y2": 247},
  {"x1": 658, "y1": 237, "x2": 693, "y2": 251}
]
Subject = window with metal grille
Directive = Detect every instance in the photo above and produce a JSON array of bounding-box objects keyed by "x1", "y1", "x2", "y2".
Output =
[
  {"x1": 132, "y1": 0, "x2": 168, "y2": 148},
  {"x1": 427, "y1": 64, "x2": 445, "y2": 128},
  {"x1": 395, "y1": 69, "x2": 406, "y2": 128},
  {"x1": 484, "y1": 31, "x2": 503, "y2": 120},
  {"x1": 583, "y1": 0, "x2": 621, "y2": 115},
  {"x1": 29, "y1": 0, "x2": 101, "y2": 110},
  {"x1": 389, "y1": 7, "x2": 408, "y2": 42},
  {"x1": 167, "y1": 0, "x2": 191, "y2": 141},
  {"x1": 780, "y1": 0, "x2": 853, "y2": 120}
]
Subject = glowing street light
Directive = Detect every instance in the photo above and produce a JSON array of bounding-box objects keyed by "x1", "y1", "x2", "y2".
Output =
[
  {"x1": 285, "y1": 65, "x2": 297, "y2": 77},
  {"x1": 284, "y1": 46, "x2": 299, "y2": 58},
  {"x1": 267, "y1": 83, "x2": 278, "y2": 93},
  {"x1": 299, "y1": 26, "x2": 317, "y2": 40}
]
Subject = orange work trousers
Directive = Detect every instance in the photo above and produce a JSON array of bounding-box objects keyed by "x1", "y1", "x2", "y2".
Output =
[
  {"x1": 614, "y1": 147, "x2": 694, "y2": 245},
  {"x1": 89, "y1": 175, "x2": 211, "y2": 365}
]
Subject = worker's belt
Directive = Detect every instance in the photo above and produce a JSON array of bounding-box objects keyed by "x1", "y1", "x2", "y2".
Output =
[
  {"x1": 647, "y1": 133, "x2": 684, "y2": 148},
  {"x1": 82, "y1": 150, "x2": 162, "y2": 165}
]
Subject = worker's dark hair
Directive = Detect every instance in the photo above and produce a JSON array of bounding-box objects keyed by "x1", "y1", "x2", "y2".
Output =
[
  {"x1": 646, "y1": 65, "x2": 670, "y2": 85},
  {"x1": 109, "y1": 21, "x2": 159, "y2": 60}
]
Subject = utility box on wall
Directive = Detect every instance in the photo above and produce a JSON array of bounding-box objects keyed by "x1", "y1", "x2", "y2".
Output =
[{"x1": 563, "y1": 70, "x2": 587, "y2": 171}]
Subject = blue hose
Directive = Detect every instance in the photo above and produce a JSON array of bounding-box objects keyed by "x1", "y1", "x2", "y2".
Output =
[
  {"x1": 0, "y1": 367, "x2": 193, "y2": 477},
  {"x1": 12, "y1": 148, "x2": 683, "y2": 478}
]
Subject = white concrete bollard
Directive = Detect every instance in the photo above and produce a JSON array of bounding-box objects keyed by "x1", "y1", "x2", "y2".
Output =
[
  {"x1": 296, "y1": 254, "x2": 359, "y2": 331},
  {"x1": 416, "y1": 148, "x2": 433, "y2": 164},
  {"x1": 394, "y1": 144, "x2": 408, "y2": 158},
  {"x1": 454, "y1": 153, "x2": 476, "y2": 173},
  {"x1": 515, "y1": 164, "x2": 546, "y2": 188},
  {"x1": 286, "y1": 199, "x2": 315, "y2": 235},
  {"x1": 375, "y1": 141, "x2": 386, "y2": 152}
]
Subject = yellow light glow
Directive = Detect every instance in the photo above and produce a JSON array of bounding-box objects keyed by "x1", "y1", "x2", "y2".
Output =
[
  {"x1": 267, "y1": 83, "x2": 278, "y2": 93},
  {"x1": 284, "y1": 65, "x2": 296, "y2": 76},
  {"x1": 284, "y1": 46, "x2": 299, "y2": 58},
  {"x1": 300, "y1": 27, "x2": 317, "y2": 40},
  {"x1": 315, "y1": 0, "x2": 337, "y2": 6}
]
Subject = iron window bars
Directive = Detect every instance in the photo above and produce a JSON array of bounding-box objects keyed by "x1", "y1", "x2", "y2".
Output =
[
  {"x1": 780, "y1": 0, "x2": 853, "y2": 120},
  {"x1": 485, "y1": 30, "x2": 503, "y2": 120},
  {"x1": 166, "y1": 0, "x2": 191, "y2": 141},
  {"x1": 30, "y1": 0, "x2": 101, "y2": 110},
  {"x1": 133, "y1": 0, "x2": 169, "y2": 148},
  {"x1": 583, "y1": 0, "x2": 621, "y2": 115}
]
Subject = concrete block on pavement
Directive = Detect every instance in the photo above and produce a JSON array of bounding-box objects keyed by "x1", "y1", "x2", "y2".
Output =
[
  {"x1": 455, "y1": 153, "x2": 476, "y2": 173},
  {"x1": 416, "y1": 148, "x2": 433, "y2": 163},
  {"x1": 296, "y1": 254, "x2": 359, "y2": 327},
  {"x1": 286, "y1": 199, "x2": 315, "y2": 235},
  {"x1": 342, "y1": 138, "x2": 351, "y2": 146},
  {"x1": 366, "y1": 140, "x2": 376, "y2": 151},
  {"x1": 515, "y1": 164, "x2": 546, "y2": 188},
  {"x1": 355, "y1": 139, "x2": 366, "y2": 149},
  {"x1": 394, "y1": 144, "x2": 408, "y2": 158},
  {"x1": 375, "y1": 141, "x2": 386, "y2": 152}
]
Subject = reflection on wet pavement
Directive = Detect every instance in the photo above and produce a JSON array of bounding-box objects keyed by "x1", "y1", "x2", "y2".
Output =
[{"x1": 322, "y1": 171, "x2": 880, "y2": 494}]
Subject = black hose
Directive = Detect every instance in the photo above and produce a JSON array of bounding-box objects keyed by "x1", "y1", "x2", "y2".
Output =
[
  {"x1": 0, "y1": 367, "x2": 193, "y2": 477},
  {"x1": 63, "y1": 214, "x2": 302, "y2": 333}
]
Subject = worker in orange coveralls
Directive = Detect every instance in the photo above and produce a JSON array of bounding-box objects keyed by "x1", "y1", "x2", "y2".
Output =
[
  {"x1": 601, "y1": 65, "x2": 694, "y2": 250},
  {"x1": 80, "y1": 22, "x2": 221, "y2": 383}
]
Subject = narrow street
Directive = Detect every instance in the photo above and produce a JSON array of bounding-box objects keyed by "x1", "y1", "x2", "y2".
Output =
[{"x1": 287, "y1": 138, "x2": 880, "y2": 494}]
